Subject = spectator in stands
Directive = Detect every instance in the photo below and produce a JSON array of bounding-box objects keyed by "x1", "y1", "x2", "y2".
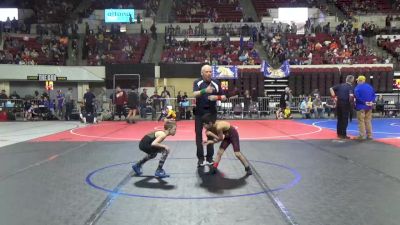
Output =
[
  {"x1": 140, "y1": 89, "x2": 149, "y2": 118},
  {"x1": 276, "y1": 87, "x2": 291, "y2": 119},
  {"x1": 64, "y1": 87, "x2": 73, "y2": 121},
  {"x1": 23, "y1": 100, "x2": 32, "y2": 121},
  {"x1": 150, "y1": 90, "x2": 161, "y2": 120},
  {"x1": 9, "y1": 91, "x2": 20, "y2": 99},
  {"x1": 300, "y1": 97, "x2": 311, "y2": 119},
  {"x1": 177, "y1": 90, "x2": 183, "y2": 118},
  {"x1": 34, "y1": 90, "x2": 40, "y2": 100},
  {"x1": 83, "y1": 88, "x2": 96, "y2": 114},
  {"x1": 330, "y1": 75, "x2": 355, "y2": 139},
  {"x1": 56, "y1": 90, "x2": 64, "y2": 118},
  {"x1": 27, "y1": 102, "x2": 38, "y2": 121},
  {"x1": 312, "y1": 89, "x2": 320, "y2": 99},
  {"x1": 136, "y1": 13, "x2": 141, "y2": 24},
  {"x1": 354, "y1": 75, "x2": 375, "y2": 140},
  {"x1": 113, "y1": 86, "x2": 127, "y2": 120},
  {"x1": 182, "y1": 92, "x2": 188, "y2": 101},
  {"x1": 4, "y1": 17, "x2": 11, "y2": 33},
  {"x1": 177, "y1": 91, "x2": 182, "y2": 105},
  {"x1": 312, "y1": 95, "x2": 324, "y2": 118},
  {"x1": 160, "y1": 86, "x2": 171, "y2": 108},
  {"x1": 324, "y1": 97, "x2": 336, "y2": 118},
  {"x1": 129, "y1": 14, "x2": 133, "y2": 24},
  {"x1": 385, "y1": 15, "x2": 391, "y2": 32},
  {"x1": 0, "y1": 90, "x2": 8, "y2": 99},
  {"x1": 243, "y1": 89, "x2": 251, "y2": 117},
  {"x1": 126, "y1": 86, "x2": 139, "y2": 124},
  {"x1": 356, "y1": 33, "x2": 364, "y2": 45},
  {"x1": 150, "y1": 22, "x2": 157, "y2": 40}
]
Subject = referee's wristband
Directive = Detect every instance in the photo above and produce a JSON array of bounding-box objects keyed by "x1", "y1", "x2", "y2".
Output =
[{"x1": 200, "y1": 89, "x2": 206, "y2": 95}]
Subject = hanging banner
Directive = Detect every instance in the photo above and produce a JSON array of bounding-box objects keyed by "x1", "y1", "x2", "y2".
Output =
[
  {"x1": 260, "y1": 60, "x2": 290, "y2": 78},
  {"x1": 394, "y1": 79, "x2": 400, "y2": 89},
  {"x1": 212, "y1": 65, "x2": 238, "y2": 79},
  {"x1": 45, "y1": 81, "x2": 54, "y2": 90}
]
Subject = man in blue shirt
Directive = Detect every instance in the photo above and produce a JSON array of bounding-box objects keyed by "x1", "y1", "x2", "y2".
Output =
[
  {"x1": 354, "y1": 75, "x2": 375, "y2": 140},
  {"x1": 330, "y1": 75, "x2": 355, "y2": 139},
  {"x1": 193, "y1": 65, "x2": 226, "y2": 166}
]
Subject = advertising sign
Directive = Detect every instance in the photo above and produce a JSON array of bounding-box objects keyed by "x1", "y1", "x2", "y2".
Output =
[{"x1": 105, "y1": 9, "x2": 135, "y2": 23}]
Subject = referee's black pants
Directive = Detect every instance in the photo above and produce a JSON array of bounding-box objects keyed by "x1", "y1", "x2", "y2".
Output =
[
  {"x1": 336, "y1": 102, "x2": 350, "y2": 137},
  {"x1": 85, "y1": 103, "x2": 94, "y2": 114},
  {"x1": 195, "y1": 112, "x2": 214, "y2": 162}
]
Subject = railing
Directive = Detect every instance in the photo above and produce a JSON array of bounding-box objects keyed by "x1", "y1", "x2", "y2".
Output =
[
  {"x1": 0, "y1": 99, "x2": 25, "y2": 113},
  {"x1": 137, "y1": 95, "x2": 400, "y2": 119},
  {"x1": 2, "y1": 94, "x2": 399, "y2": 120},
  {"x1": 136, "y1": 96, "x2": 331, "y2": 119}
]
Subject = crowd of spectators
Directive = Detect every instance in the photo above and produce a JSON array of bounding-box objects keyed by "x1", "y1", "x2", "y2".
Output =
[
  {"x1": 259, "y1": 19, "x2": 387, "y2": 65},
  {"x1": 377, "y1": 35, "x2": 400, "y2": 62},
  {"x1": 1, "y1": 35, "x2": 68, "y2": 65},
  {"x1": 162, "y1": 33, "x2": 260, "y2": 65},
  {"x1": 83, "y1": 30, "x2": 149, "y2": 65},
  {"x1": 172, "y1": 0, "x2": 242, "y2": 23},
  {"x1": 2, "y1": 0, "x2": 400, "y2": 67},
  {"x1": 334, "y1": 0, "x2": 393, "y2": 18},
  {"x1": 88, "y1": 0, "x2": 160, "y2": 18},
  {"x1": 16, "y1": 0, "x2": 80, "y2": 23}
]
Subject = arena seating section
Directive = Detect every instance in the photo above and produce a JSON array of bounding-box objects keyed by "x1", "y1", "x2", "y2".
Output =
[
  {"x1": 1, "y1": 35, "x2": 67, "y2": 65},
  {"x1": 335, "y1": 0, "x2": 394, "y2": 17},
  {"x1": 174, "y1": 0, "x2": 242, "y2": 22},
  {"x1": 268, "y1": 32, "x2": 379, "y2": 65},
  {"x1": 85, "y1": 34, "x2": 149, "y2": 65},
  {"x1": 378, "y1": 36, "x2": 400, "y2": 59},
  {"x1": 15, "y1": 0, "x2": 81, "y2": 23},
  {"x1": 0, "y1": 0, "x2": 398, "y2": 66},
  {"x1": 90, "y1": 0, "x2": 160, "y2": 17},
  {"x1": 161, "y1": 40, "x2": 261, "y2": 65}
]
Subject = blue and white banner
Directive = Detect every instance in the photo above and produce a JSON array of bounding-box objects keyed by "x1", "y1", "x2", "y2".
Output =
[
  {"x1": 260, "y1": 60, "x2": 290, "y2": 78},
  {"x1": 212, "y1": 65, "x2": 238, "y2": 79}
]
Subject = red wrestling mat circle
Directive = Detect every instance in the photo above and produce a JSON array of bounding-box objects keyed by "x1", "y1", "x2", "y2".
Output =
[{"x1": 32, "y1": 120, "x2": 339, "y2": 142}]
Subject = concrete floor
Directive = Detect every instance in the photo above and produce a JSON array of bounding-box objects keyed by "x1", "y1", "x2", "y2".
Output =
[{"x1": 0, "y1": 121, "x2": 399, "y2": 225}]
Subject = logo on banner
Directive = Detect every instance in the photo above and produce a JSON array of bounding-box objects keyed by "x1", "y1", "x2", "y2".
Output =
[
  {"x1": 260, "y1": 60, "x2": 290, "y2": 78},
  {"x1": 212, "y1": 66, "x2": 238, "y2": 79}
]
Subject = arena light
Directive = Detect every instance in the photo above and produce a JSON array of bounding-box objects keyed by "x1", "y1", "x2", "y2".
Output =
[{"x1": 0, "y1": 8, "x2": 18, "y2": 22}]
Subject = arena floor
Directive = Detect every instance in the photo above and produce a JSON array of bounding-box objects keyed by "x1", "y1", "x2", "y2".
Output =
[{"x1": 0, "y1": 119, "x2": 399, "y2": 225}]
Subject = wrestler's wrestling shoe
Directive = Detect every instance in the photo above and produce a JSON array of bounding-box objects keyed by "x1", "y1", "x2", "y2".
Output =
[
  {"x1": 155, "y1": 169, "x2": 170, "y2": 178},
  {"x1": 245, "y1": 166, "x2": 253, "y2": 176},
  {"x1": 132, "y1": 163, "x2": 143, "y2": 176}
]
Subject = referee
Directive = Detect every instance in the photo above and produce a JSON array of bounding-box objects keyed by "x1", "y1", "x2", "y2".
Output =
[
  {"x1": 330, "y1": 75, "x2": 355, "y2": 139},
  {"x1": 193, "y1": 65, "x2": 226, "y2": 166}
]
